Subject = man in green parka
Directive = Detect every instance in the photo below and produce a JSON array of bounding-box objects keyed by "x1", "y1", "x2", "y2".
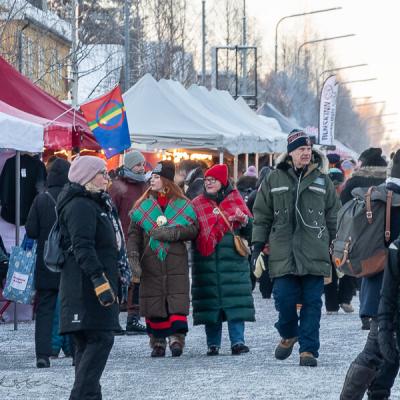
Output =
[{"x1": 252, "y1": 130, "x2": 339, "y2": 367}]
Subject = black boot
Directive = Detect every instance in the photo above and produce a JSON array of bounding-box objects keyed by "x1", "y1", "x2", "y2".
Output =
[
  {"x1": 340, "y1": 362, "x2": 376, "y2": 400},
  {"x1": 126, "y1": 316, "x2": 147, "y2": 335}
]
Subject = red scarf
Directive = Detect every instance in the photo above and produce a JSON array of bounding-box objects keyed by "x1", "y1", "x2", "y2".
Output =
[{"x1": 191, "y1": 189, "x2": 252, "y2": 256}]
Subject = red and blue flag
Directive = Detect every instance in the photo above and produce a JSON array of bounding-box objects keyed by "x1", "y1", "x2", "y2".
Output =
[{"x1": 80, "y1": 86, "x2": 131, "y2": 158}]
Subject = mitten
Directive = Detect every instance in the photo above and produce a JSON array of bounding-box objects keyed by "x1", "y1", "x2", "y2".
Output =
[
  {"x1": 228, "y1": 209, "x2": 248, "y2": 225},
  {"x1": 128, "y1": 252, "x2": 142, "y2": 283},
  {"x1": 250, "y1": 242, "x2": 264, "y2": 272},
  {"x1": 254, "y1": 253, "x2": 268, "y2": 279},
  {"x1": 151, "y1": 226, "x2": 180, "y2": 242},
  {"x1": 378, "y1": 320, "x2": 398, "y2": 364},
  {"x1": 91, "y1": 273, "x2": 116, "y2": 307}
]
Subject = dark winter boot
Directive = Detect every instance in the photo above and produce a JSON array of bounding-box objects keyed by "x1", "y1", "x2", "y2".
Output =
[
  {"x1": 361, "y1": 317, "x2": 371, "y2": 331},
  {"x1": 340, "y1": 362, "x2": 376, "y2": 400},
  {"x1": 150, "y1": 336, "x2": 166, "y2": 358},
  {"x1": 36, "y1": 356, "x2": 50, "y2": 368},
  {"x1": 168, "y1": 334, "x2": 185, "y2": 357},
  {"x1": 274, "y1": 337, "x2": 298, "y2": 360},
  {"x1": 299, "y1": 352, "x2": 317, "y2": 367},
  {"x1": 126, "y1": 316, "x2": 147, "y2": 335}
]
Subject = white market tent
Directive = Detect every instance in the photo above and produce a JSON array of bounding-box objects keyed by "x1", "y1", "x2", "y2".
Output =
[
  {"x1": 123, "y1": 74, "x2": 223, "y2": 150},
  {"x1": 0, "y1": 111, "x2": 43, "y2": 152},
  {"x1": 158, "y1": 79, "x2": 272, "y2": 154}
]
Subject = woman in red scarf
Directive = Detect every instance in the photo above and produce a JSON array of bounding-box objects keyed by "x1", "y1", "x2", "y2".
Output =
[{"x1": 191, "y1": 164, "x2": 255, "y2": 356}]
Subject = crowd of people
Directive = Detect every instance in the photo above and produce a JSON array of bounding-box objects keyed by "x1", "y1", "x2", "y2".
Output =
[{"x1": 1, "y1": 129, "x2": 400, "y2": 400}]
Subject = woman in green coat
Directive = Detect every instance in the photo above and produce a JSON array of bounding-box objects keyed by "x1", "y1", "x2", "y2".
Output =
[{"x1": 191, "y1": 164, "x2": 255, "y2": 356}]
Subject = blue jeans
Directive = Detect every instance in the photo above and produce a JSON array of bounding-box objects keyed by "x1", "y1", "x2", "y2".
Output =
[
  {"x1": 272, "y1": 274, "x2": 324, "y2": 357},
  {"x1": 205, "y1": 321, "x2": 245, "y2": 348}
]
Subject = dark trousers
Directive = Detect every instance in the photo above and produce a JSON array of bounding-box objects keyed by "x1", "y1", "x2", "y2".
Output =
[
  {"x1": 354, "y1": 319, "x2": 399, "y2": 399},
  {"x1": 259, "y1": 269, "x2": 273, "y2": 299},
  {"x1": 324, "y1": 265, "x2": 355, "y2": 311},
  {"x1": 35, "y1": 289, "x2": 58, "y2": 358},
  {"x1": 273, "y1": 274, "x2": 324, "y2": 357},
  {"x1": 127, "y1": 283, "x2": 140, "y2": 318},
  {"x1": 69, "y1": 330, "x2": 114, "y2": 400}
]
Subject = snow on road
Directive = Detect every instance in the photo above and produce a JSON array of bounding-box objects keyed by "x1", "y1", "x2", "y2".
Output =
[{"x1": 0, "y1": 290, "x2": 397, "y2": 400}]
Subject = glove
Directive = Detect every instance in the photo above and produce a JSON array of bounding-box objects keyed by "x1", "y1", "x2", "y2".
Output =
[
  {"x1": 128, "y1": 252, "x2": 142, "y2": 283},
  {"x1": 151, "y1": 226, "x2": 180, "y2": 242},
  {"x1": 250, "y1": 242, "x2": 264, "y2": 273},
  {"x1": 228, "y1": 209, "x2": 248, "y2": 225},
  {"x1": 378, "y1": 320, "x2": 398, "y2": 364},
  {"x1": 254, "y1": 253, "x2": 268, "y2": 279},
  {"x1": 91, "y1": 273, "x2": 116, "y2": 307}
]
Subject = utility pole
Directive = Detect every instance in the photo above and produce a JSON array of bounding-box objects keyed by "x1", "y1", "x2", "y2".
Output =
[
  {"x1": 201, "y1": 0, "x2": 206, "y2": 86},
  {"x1": 71, "y1": 0, "x2": 79, "y2": 108},
  {"x1": 124, "y1": 0, "x2": 131, "y2": 91}
]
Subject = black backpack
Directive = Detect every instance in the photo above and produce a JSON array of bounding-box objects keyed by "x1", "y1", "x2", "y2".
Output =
[{"x1": 43, "y1": 192, "x2": 71, "y2": 273}]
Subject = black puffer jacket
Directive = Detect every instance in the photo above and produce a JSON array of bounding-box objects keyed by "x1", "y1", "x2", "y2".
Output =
[
  {"x1": 25, "y1": 158, "x2": 70, "y2": 290},
  {"x1": 236, "y1": 175, "x2": 257, "y2": 203},
  {"x1": 57, "y1": 183, "x2": 120, "y2": 334}
]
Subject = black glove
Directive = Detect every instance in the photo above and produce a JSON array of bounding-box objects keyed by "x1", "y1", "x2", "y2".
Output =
[
  {"x1": 250, "y1": 242, "x2": 265, "y2": 273},
  {"x1": 91, "y1": 273, "x2": 116, "y2": 307},
  {"x1": 378, "y1": 320, "x2": 398, "y2": 364}
]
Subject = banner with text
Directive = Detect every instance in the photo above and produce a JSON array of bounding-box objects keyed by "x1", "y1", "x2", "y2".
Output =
[{"x1": 319, "y1": 75, "x2": 338, "y2": 145}]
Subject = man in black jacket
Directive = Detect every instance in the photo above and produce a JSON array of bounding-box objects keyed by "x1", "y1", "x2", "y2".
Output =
[{"x1": 26, "y1": 158, "x2": 70, "y2": 368}]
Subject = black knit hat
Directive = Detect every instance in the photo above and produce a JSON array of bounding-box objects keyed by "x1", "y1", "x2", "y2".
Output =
[
  {"x1": 152, "y1": 160, "x2": 175, "y2": 182},
  {"x1": 358, "y1": 147, "x2": 387, "y2": 167},
  {"x1": 287, "y1": 129, "x2": 312, "y2": 153},
  {"x1": 327, "y1": 153, "x2": 341, "y2": 166},
  {"x1": 391, "y1": 150, "x2": 400, "y2": 179}
]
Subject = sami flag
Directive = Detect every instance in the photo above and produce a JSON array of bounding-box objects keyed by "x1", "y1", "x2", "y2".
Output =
[{"x1": 80, "y1": 86, "x2": 131, "y2": 159}]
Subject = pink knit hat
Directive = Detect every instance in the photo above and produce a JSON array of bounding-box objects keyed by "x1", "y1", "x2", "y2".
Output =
[{"x1": 68, "y1": 156, "x2": 106, "y2": 186}]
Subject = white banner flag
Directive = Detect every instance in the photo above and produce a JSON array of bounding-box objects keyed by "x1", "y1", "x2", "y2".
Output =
[{"x1": 319, "y1": 75, "x2": 339, "y2": 145}]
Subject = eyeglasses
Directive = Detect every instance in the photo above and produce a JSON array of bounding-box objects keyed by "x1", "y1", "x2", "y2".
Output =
[
  {"x1": 204, "y1": 177, "x2": 217, "y2": 184},
  {"x1": 99, "y1": 170, "x2": 109, "y2": 179}
]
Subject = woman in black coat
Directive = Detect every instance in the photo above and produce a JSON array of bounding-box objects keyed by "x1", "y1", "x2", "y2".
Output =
[
  {"x1": 58, "y1": 155, "x2": 128, "y2": 400},
  {"x1": 25, "y1": 158, "x2": 70, "y2": 368}
]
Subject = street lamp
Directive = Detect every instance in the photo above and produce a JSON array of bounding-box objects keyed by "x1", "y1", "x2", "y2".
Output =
[
  {"x1": 297, "y1": 34, "x2": 356, "y2": 63},
  {"x1": 354, "y1": 101, "x2": 386, "y2": 108},
  {"x1": 319, "y1": 63, "x2": 368, "y2": 80},
  {"x1": 274, "y1": 7, "x2": 342, "y2": 72},
  {"x1": 340, "y1": 78, "x2": 377, "y2": 85}
]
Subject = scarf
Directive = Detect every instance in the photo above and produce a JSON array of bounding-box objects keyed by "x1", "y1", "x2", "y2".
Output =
[
  {"x1": 99, "y1": 192, "x2": 132, "y2": 302},
  {"x1": 192, "y1": 188, "x2": 252, "y2": 257},
  {"x1": 131, "y1": 197, "x2": 196, "y2": 261},
  {"x1": 117, "y1": 166, "x2": 147, "y2": 183}
]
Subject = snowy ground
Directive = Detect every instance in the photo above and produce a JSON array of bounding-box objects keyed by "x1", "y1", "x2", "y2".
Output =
[{"x1": 0, "y1": 289, "x2": 398, "y2": 400}]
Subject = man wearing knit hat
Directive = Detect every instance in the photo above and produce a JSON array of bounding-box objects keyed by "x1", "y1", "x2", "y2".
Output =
[
  {"x1": 109, "y1": 150, "x2": 147, "y2": 335},
  {"x1": 252, "y1": 129, "x2": 339, "y2": 367}
]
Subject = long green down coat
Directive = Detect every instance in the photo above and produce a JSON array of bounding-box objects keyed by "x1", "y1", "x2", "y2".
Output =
[
  {"x1": 252, "y1": 150, "x2": 340, "y2": 279},
  {"x1": 191, "y1": 192, "x2": 255, "y2": 326}
]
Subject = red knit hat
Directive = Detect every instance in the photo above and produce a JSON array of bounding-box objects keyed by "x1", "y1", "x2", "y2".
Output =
[{"x1": 205, "y1": 164, "x2": 228, "y2": 186}]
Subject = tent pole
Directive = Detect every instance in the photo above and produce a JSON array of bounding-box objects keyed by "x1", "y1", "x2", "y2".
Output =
[
  {"x1": 245, "y1": 153, "x2": 249, "y2": 170},
  {"x1": 269, "y1": 153, "x2": 273, "y2": 167},
  {"x1": 255, "y1": 153, "x2": 259, "y2": 172},
  {"x1": 219, "y1": 150, "x2": 224, "y2": 165},
  {"x1": 14, "y1": 151, "x2": 21, "y2": 331},
  {"x1": 234, "y1": 155, "x2": 238, "y2": 186}
]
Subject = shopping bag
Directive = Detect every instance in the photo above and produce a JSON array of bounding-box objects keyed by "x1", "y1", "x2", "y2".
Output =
[{"x1": 3, "y1": 238, "x2": 37, "y2": 305}]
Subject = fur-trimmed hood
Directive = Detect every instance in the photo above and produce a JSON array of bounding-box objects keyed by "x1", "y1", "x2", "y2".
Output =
[
  {"x1": 275, "y1": 149, "x2": 329, "y2": 175},
  {"x1": 351, "y1": 166, "x2": 387, "y2": 180}
]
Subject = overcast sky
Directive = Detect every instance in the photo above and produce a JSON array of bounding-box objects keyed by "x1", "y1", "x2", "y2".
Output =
[{"x1": 245, "y1": 0, "x2": 399, "y2": 141}]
